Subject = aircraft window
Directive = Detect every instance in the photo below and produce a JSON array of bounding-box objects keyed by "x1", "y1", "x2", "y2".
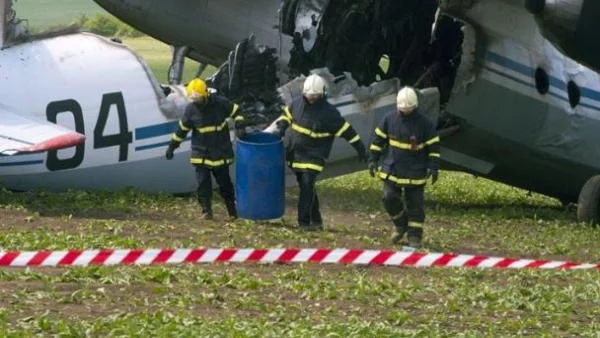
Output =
[
  {"x1": 534, "y1": 68, "x2": 549, "y2": 95},
  {"x1": 567, "y1": 81, "x2": 581, "y2": 108}
]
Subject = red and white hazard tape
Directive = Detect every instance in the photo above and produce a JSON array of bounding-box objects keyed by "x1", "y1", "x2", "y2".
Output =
[{"x1": 0, "y1": 248, "x2": 598, "y2": 269}]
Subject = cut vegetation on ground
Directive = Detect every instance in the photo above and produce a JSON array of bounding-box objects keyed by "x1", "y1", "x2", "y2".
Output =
[{"x1": 1, "y1": 172, "x2": 599, "y2": 336}]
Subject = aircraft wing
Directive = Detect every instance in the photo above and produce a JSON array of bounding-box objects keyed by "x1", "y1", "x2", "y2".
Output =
[{"x1": 0, "y1": 106, "x2": 86, "y2": 156}]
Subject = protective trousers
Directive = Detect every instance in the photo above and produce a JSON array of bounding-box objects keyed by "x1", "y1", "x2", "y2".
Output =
[
  {"x1": 382, "y1": 181, "x2": 425, "y2": 239},
  {"x1": 195, "y1": 165, "x2": 237, "y2": 217},
  {"x1": 295, "y1": 171, "x2": 322, "y2": 226}
]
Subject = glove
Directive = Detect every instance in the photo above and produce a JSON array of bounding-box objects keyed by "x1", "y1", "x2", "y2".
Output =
[
  {"x1": 428, "y1": 169, "x2": 439, "y2": 185},
  {"x1": 368, "y1": 162, "x2": 377, "y2": 178},
  {"x1": 235, "y1": 127, "x2": 247, "y2": 139},
  {"x1": 165, "y1": 144, "x2": 176, "y2": 160},
  {"x1": 353, "y1": 141, "x2": 368, "y2": 163}
]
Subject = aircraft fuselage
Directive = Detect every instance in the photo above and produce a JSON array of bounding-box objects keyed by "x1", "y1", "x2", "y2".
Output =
[{"x1": 90, "y1": 0, "x2": 600, "y2": 205}]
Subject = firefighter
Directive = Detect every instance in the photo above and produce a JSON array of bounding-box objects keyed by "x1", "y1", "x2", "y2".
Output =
[
  {"x1": 272, "y1": 74, "x2": 368, "y2": 230},
  {"x1": 368, "y1": 86, "x2": 440, "y2": 248},
  {"x1": 165, "y1": 78, "x2": 244, "y2": 220}
]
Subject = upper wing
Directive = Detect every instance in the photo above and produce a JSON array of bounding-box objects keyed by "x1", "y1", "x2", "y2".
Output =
[{"x1": 0, "y1": 106, "x2": 86, "y2": 156}]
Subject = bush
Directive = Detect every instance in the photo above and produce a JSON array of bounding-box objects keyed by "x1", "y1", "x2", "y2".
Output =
[{"x1": 79, "y1": 13, "x2": 144, "y2": 38}]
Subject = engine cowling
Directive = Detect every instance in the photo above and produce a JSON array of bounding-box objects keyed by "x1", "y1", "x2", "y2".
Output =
[{"x1": 526, "y1": 0, "x2": 600, "y2": 72}]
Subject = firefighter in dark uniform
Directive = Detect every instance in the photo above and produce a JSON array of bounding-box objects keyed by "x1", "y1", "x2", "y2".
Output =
[
  {"x1": 273, "y1": 74, "x2": 368, "y2": 230},
  {"x1": 165, "y1": 78, "x2": 244, "y2": 220},
  {"x1": 368, "y1": 86, "x2": 440, "y2": 248}
]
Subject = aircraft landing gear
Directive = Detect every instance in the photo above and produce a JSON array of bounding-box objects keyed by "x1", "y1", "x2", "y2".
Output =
[
  {"x1": 195, "y1": 63, "x2": 208, "y2": 78},
  {"x1": 168, "y1": 46, "x2": 190, "y2": 85},
  {"x1": 577, "y1": 175, "x2": 600, "y2": 225}
]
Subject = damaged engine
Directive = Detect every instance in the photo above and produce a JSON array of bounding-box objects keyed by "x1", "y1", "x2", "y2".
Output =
[
  {"x1": 281, "y1": 0, "x2": 439, "y2": 86},
  {"x1": 205, "y1": 35, "x2": 283, "y2": 126},
  {"x1": 205, "y1": 0, "x2": 467, "y2": 132}
]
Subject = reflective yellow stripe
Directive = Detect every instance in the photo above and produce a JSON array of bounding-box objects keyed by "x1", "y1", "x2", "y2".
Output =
[
  {"x1": 389, "y1": 139, "x2": 424, "y2": 151},
  {"x1": 230, "y1": 104, "x2": 239, "y2": 117},
  {"x1": 197, "y1": 120, "x2": 228, "y2": 133},
  {"x1": 291, "y1": 162, "x2": 324, "y2": 172},
  {"x1": 378, "y1": 172, "x2": 428, "y2": 185},
  {"x1": 234, "y1": 115, "x2": 244, "y2": 121},
  {"x1": 291, "y1": 123, "x2": 332, "y2": 138},
  {"x1": 429, "y1": 153, "x2": 440, "y2": 158},
  {"x1": 171, "y1": 134, "x2": 183, "y2": 142},
  {"x1": 179, "y1": 120, "x2": 191, "y2": 131},
  {"x1": 370, "y1": 144, "x2": 382, "y2": 152},
  {"x1": 375, "y1": 127, "x2": 388, "y2": 139},
  {"x1": 349, "y1": 134, "x2": 361, "y2": 143},
  {"x1": 425, "y1": 136, "x2": 440, "y2": 145},
  {"x1": 408, "y1": 222, "x2": 423, "y2": 229},
  {"x1": 391, "y1": 211, "x2": 405, "y2": 221},
  {"x1": 283, "y1": 107, "x2": 292, "y2": 119},
  {"x1": 335, "y1": 122, "x2": 350, "y2": 137},
  {"x1": 388, "y1": 136, "x2": 440, "y2": 151},
  {"x1": 190, "y1": 158, "x2": 233, "y2": 166},
  {"x1": 281, "y1": 115, "x2": 292, "y2": 123}
]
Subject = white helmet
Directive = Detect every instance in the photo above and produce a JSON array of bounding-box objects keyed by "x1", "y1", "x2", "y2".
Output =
[
  {"x1": 303, "y1": 74, "x2": 326, "y2": 96},
  {"x1": 396, "y1": 86, "x2": 418, "y2": 113}
]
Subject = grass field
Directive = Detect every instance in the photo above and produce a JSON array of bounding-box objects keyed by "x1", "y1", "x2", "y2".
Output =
[
  {"x1": 2, "y1": 24, "x2": 600, "y2": 337},
  {"x1": 1, "y1": 170, "x2": 599, "y2": 336},
  {"x1": 12, "y1": 0, "x2": 102, "y2": 30},
  {"x1": 122, "y1": 37, "x2": 215, "y2": 84}
]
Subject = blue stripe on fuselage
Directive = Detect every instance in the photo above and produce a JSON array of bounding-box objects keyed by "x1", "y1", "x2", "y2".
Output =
[
  {"x1": 135, "y1": 121, "x2": 178, "y2": 140},
  {"x1": 486, "y1": 51, "x2": 600, "y2": 103},
  {"x1": 135, "y1": 136, "x2": 191, "y2": 151},
  {"x1": 0, "y1": 159, "x2": 43, "y2": 167}
]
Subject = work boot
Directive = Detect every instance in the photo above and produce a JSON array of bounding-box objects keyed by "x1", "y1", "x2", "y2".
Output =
[
  {"x1": 201, "y1": 210, "x2": 214, "y2": 221},
  {"x1": 390, "y1": 227, "x2": 407, "y2": 244},
  {"x1": 407, "y1": 235, "x2": 422, "y2": 249},
  {"x1": 198, "y1": 198, "x2": 213, "y2": 221},
  {"x1": 299, "y1": 223, "x2": 322, "y2": 231},
  {"x1": 311, "y1": 222, "x2": 324, "y2": 230},
  {"x1": 225, "y1": 199, "x2": 237, "y2": 220}
]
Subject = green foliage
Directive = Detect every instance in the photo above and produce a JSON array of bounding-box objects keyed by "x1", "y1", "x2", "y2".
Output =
[
  {"x1": 12, "y1": 0, "x2": 102, "y2": 30},
  {"x1": 80, "y1": 13, "x2": 144, "y2": 38},
  {"x1": 1, "y1": 172, "x2": 600, "y2": 336}
]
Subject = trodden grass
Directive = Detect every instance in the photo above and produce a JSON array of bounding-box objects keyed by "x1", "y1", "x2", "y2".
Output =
[{"x1": 1, "y1": 171, "x2": 599, "y2": 336}]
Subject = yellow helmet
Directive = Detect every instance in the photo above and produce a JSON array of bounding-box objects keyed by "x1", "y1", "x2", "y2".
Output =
[
  {"x1": 186, "y1": 78, "x2": 208, "y2": 101},
  {"x1": 396, "y1": 86, "x2": 418, "y2": 113}
]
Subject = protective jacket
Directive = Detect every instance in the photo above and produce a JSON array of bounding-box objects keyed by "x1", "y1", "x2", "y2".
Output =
[
  {"x1": 369, "y1": 109, "x2": 439, "y2": 185},
  {"x1": 277, "y1": 97, "x2": 364, "y2": 173},
  {"x1": 169, "y1": 95, "x2": 242, "y2": 167}
]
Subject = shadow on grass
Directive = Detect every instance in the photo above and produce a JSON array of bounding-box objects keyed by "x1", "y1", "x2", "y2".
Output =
[{"x1": 312, "y1": 183, "x2": 577, "y2": 222}]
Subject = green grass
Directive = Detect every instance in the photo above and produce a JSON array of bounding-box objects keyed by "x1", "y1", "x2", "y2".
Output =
[
  {"x1": 122, "y1": 37, "x2": 216, "y2": 84},
  {"x1": 1, "y1": 171, "x2": 600, "y2": 336},
  {"x1": 13, "y1": 0, "x2": 102, "y2": 30}
]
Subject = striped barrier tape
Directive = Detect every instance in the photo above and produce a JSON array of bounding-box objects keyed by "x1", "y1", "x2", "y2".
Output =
[{"x1": 0, "y1": 248, "x2": 598, "y2": 269}]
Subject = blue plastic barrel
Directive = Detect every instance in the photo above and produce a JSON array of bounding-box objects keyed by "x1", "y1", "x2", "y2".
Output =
[{"x1": 235, "y1": 132, "x2": 285, "y2": 220}]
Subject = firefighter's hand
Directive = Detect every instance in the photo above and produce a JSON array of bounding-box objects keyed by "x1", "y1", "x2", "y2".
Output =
[
  {"x1": 235, "y1": 127, "x2": 247, "y2": 139},
  {"x1": 368, "y1": 162, "x2": 377, "y2": 178},
  {"x1": 165, "y1": 145, "x2": 175, "y2": 160},
  {"x1": 353, "y1": 141, "x2": 368, "y2": 164},
  {"x1": 429, "y1": 169, "x2": 439, "y2": 185}
]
